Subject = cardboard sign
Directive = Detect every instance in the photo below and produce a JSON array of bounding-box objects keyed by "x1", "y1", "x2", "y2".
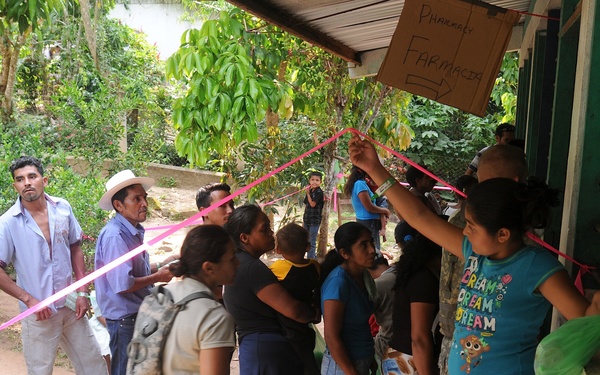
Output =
[{"x1": 377, "y1": 0, "x2": 519, "y2": 117}]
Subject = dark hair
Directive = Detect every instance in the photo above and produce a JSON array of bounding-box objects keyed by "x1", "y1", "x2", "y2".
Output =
[
  {"x1": 169, "y1": 225, "x2": 233, "y2": 278},
  {"x1": 495, "y1": 123, "x2": 515, "y2": 137},
  {"x1": 344, "y1": 166, "x2": 367, "y2": 196},
  {"x1": 308, "y1": 171, "x2": 322, "y2": 180},
  {"x1": 224, "y1": 204, "x2": 265, "y2": 249},
  {"x1": 508, "y1": 138, "x2": 525, "y2": 151},
  {"x1": 320, "y1": 222, "x2": 372, "y2": 282},
  {"x1": 465, "y1": 177, "x2": 559, "y2": 237},
  {"x1": 405, "y1": 164, "x2": 430, "y2": 188},
  {"x1": 111, "y1": 184, "x2": 138, "y2": 210},
  {"x1": 454, "y1": 175, "x2": 478, "y2": 201},
  {"x1": 276, "y1": 223, "x2": 309, "y2": 257},
  {"x1": 393, "y1": 234, "x2": 441, "y2": 288},
  {"x1": 394, "y1": 220, "x2": 419, "y2": 247},
  {"x1": 195, "y1": 182, "x2": 232, "y2": 211},
  {"x1": 10, "y1": 156, "x2": 44, "y2": 178}
]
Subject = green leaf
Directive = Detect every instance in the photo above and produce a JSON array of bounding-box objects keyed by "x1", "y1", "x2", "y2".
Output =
[
  {"x1": 248, "y1": 79, "x2": 259, "y2": 100},
  {"x1": 232, "y1": 96, "x2": 244, "y2": 115},
  {"x1": 28, "y1": 0, "x2": 37, "y2": 26},
  {"x1": 234, "y1": 80, "x2": 246, "y2": 98},
  {"x1": 219, "y1": 94, "x2": 232, "y2": 117},
  {"x1": 184, "y1": 52, "x2": 195, "y2": 75},
  {"x1": 246, "y1": 124, "x2": 258, "y2": 142},
  {"x1": 207, "y1": 96, "x2": 217, "y2": 113},
  {"x1": 225, "y1": 64, "x2": 235, "y2": 87},
  {"x1": 165, "y1": 56, "x2": 177, "y2": 79},
  {"x1": 200, "y1": 55, "x2": 211, "y2": 74},
  {"x1": 194, "y1": 52, "x2": 203, "y2": 74}
]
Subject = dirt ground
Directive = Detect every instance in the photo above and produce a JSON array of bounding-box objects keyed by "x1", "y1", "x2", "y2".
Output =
[{"x1": 0, "y1": 185, "x2": 398, "y2": 374}]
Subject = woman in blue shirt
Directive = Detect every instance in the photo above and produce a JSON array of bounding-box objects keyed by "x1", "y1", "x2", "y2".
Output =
[
  {"x1": 320, "y1": 222, "x2": 378, "y2": 375},
  {"x1": 344, "y1": 166, "x2": 390, "y2": 254}
]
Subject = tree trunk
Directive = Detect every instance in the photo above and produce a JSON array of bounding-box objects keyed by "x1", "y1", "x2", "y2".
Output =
[
  {"x1": 317, "y1": 138, "x2": 339, "y2": 258},
  {"x1": 0, "y1": 31, "x2": 10, "y2": 93},
  {"x1": 317, "y1": 82, "x2": 347, "y2": 257},
  {"x1": 0, "y1": 31, "x2": 27, "y2": 122},
  {"x1": 79, "y1": 0, "x2": 99, "y2": 71}
]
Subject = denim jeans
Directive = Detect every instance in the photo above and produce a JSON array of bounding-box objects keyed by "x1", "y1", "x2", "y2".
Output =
[
  {"x1": 304, "y1": 222, "x2": 320, "y2": 259},
  {"x1": 107, "y1": 315, "x2": 136, "y2": 375},
  {"x1": 321, "y1": 350, "x2": 372, "y2": 375}
]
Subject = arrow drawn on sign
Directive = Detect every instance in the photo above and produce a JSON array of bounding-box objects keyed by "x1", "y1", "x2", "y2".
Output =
[{"x1": 405, "y1": 75, "x2": 452, "y2": 100}]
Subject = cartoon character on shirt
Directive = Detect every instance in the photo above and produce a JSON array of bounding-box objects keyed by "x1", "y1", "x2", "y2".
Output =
[{"x1": 459, "y1": 334, "x2": 490, "y2": 374}]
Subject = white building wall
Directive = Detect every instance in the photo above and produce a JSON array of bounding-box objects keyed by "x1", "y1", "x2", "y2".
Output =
[{"x1": 109, "y1": 0, "x2": 202, "y2": 60}]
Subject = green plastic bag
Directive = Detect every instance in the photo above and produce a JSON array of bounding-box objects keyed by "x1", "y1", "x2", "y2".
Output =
[
  {"x1": 313, "y1": 323, "x2": 326, "y2": 367},
  {"x1": 534, "y1": 315, "x2": 600, "y2": 375}
]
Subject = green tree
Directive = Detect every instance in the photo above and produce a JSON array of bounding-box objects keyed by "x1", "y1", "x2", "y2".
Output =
[
  {"x1": 165, "y1": 9, "x2": 295, "y2": 167},
  {"x1": 1, "y1": 0, "x2": 64, "y2": 120},
  {"x1": 288, "y1": 47, "x2": 413, "y2": 254},
  {"x1": 167, "y1": 5, "x2": 518, "y2": 255},
  {"x1": 167, "y1": 8, "x2": 413, "y2": 255}
]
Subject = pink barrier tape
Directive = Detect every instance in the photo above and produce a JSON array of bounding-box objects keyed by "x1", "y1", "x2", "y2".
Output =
[
  {"x1": 145, "y1": 219, "x2": 203, "y2": 231},
  {"x1": 352, "y1": 130, "x2": 466, "y2": 199},
  {"x1": 3, "y1": 127, "x2": 593, "y2": 328},
  {"x1": 350, "y1": 128, "x2": 594, "y2": 293},
  {"x1": 0, "y1": 241, "x2": 148, "y2": 331},
  {"x1": 338, "y1": 145, "x2": 463, "y2": 197},
  {"x1": 333, "y1": 187, "x2": 338, "y2": 212},
  {"x1": 526, "y1": 232, "x2": 595, "y2": 295},
  {"x1": 0, "y1": 127, "x2": 355, "y2": 331},
  {"x1": 260, "y1": 187, "x2": 305, "y2": 207}
]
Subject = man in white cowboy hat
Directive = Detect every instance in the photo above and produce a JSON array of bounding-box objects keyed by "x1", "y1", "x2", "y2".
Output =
[
  {"x1": 0, "y1": 156, "x2": 108, "y2": 374},
  {"x1": 94, "y1": 169, "x2": 176, "y2": 375}
]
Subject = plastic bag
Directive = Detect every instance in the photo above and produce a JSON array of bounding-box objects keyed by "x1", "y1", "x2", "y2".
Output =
[
  {"x1": 313, "y1": 323, "x2": 326, "y2": 367},
  {"x1": 534, "y1": 314, "x2": 600, "y2": 375}
]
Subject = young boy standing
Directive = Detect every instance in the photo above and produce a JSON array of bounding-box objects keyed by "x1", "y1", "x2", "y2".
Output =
[{"x1": 303, "y1": 171, "x2": 324, "y2": 259}]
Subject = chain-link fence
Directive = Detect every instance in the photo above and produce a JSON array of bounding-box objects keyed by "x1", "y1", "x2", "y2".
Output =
[{"x1": 384, "y1": 152, "x2": 473, "y2": 200}]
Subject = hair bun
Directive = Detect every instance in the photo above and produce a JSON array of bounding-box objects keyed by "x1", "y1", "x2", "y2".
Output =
[{"x1": 520, "y1": 177, "x2": 560, "y2": 229}]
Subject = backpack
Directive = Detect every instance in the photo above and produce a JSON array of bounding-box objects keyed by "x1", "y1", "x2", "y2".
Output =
[{"x1": 126, "y1": 284, "x2": 213, "y2": 375}]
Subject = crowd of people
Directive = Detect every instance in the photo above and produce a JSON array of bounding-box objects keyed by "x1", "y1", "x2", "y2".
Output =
[{"x1": 0, "y1": 122, "x2": 599, "y2": 375}]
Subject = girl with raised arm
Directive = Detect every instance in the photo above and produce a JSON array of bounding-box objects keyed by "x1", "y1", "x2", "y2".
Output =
[{"x1": 348, "y1": 135, "x2": 599, "y2": 375}]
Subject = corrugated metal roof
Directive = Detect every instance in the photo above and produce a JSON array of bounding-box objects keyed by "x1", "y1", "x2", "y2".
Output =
[{"x1": 229, "y1": 0, "x2": 534, "y2": 64}]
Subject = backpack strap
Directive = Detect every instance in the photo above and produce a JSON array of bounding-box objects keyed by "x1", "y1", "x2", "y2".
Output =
[
  {"x1": 151, "y1": 284, "x2": 213, "y2": 305},
  {"x1": 176, "y1": 291, "x2": 213, "y2": 306}
]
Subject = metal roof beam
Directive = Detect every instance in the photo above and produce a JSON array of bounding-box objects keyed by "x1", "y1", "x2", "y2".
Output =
[{"x1": 227, "y1": 0, "x2": 362, "y2": 64}]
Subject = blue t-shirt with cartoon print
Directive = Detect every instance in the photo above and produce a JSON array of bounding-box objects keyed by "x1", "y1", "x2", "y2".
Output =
[{"x1": 448, "y1": 237, "x2": 564, "y2": 375}]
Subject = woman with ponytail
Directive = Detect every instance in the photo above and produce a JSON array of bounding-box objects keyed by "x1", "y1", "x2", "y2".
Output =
[
  {"x1": 161, "y1": 225, "x2": 239, "y2": 375},
  {"x1": 349, "y1": 136, "x2": 600, "y2": 375}
]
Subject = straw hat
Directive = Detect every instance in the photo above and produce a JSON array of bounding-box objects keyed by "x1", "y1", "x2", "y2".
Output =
[{"x1": 98, "y1": 170, "x2": 154, "y2": 211}]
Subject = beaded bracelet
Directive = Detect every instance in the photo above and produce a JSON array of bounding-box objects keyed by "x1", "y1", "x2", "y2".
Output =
[{"x1": 77, "y1": 292, "x2": 90, "y2": 298}]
